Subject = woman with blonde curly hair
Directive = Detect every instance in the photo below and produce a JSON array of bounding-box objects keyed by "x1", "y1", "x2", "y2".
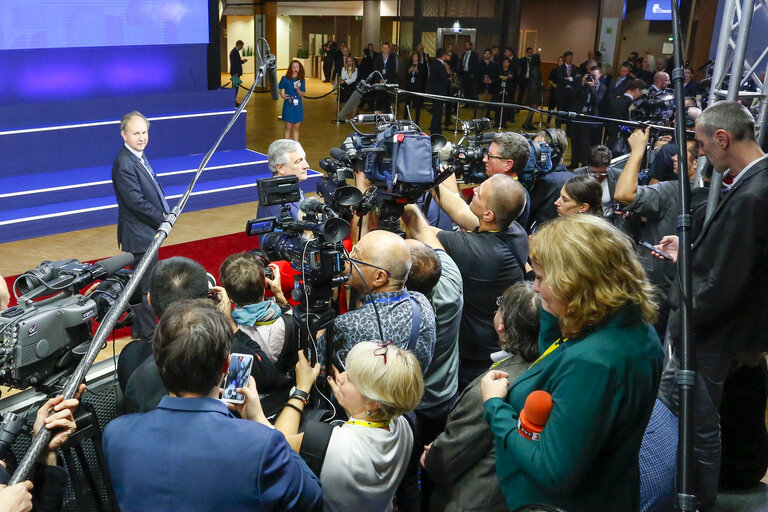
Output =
[{"x1": 481, "y1": 214, "x2": 664, "y2": 511}]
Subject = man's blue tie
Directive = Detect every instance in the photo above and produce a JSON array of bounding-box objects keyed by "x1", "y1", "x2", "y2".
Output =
[{"x1": 142, "y1": 154, "x2": 170, "y2": 213}]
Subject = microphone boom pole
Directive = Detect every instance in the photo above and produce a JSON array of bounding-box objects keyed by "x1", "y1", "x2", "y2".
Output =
[
  {"x1": 669, "y1": 0, "x2": 696, "y2": 509},
  {"x1": 8, "y1": 40, "x2": 273, "y2": 487}
]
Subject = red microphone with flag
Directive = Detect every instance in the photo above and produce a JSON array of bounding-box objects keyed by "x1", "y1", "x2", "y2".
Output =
[{"x1": 517, "y1": 390, "x2": 553, "y2": 441}]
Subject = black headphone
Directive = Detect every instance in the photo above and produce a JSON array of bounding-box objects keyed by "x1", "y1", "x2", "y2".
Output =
[{"x1": 545, "y1": 127, "x2": 563, "y2": 165}]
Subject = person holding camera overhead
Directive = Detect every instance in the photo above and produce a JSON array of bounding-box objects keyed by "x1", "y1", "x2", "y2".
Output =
[
  {"x1": 279, "y1": 60, "x2": 306, "y2": 141},
  {"x1": 569, "y1": 65, "x2": 607, "y2": 168}
]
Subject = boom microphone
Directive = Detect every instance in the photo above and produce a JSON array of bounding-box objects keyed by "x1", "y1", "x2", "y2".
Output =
[
  {"x1": 71, "y1": 253, "x2": 135, "y2": 290},
  {"x1": 299, "y1": 197, "x2": 325, "y2": 215},
  {"x1": 329, "y1": 147, "x2": 353, "y2": 165},
  {"x1": 264, "y1": 53, "x2": 280, "y2": 101},
  {"x1": 517, "y1": 390, "x2": 553, "y2": 441},
  {"x1": 338, "y1": 71, "x2": 383, "y2": 120}
]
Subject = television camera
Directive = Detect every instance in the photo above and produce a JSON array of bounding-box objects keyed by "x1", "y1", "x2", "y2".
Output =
[
  {"x1": 245, "y1": 175, "x2": 353, "y2": 362},
  {"x1": 321, "y1": 114, "x2": 452, "y2": 233},
  {"x1": 433, "y1": 117, "x2": 496, "y2": 185},
  {"x1": 631, "y1": 89, "x2": 676, "y2": 125},
  {"x1": 0, "y1": 253, "x2": 135, "y2": 390}
]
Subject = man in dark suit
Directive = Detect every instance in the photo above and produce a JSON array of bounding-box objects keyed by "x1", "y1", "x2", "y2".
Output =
[
  {"x1": 605, "y1": 78, "x2": 646, "y2": 155},
  {"x1": 444, "y1": 43, "x2": 460, "y2": 127},
  {"x1": 416, "y1": 42, "x2": 430, "y2": 77},
  {"x1": 112, "y1": 112, "x2": 169, "y2": 274},
  {"x1": 429, "y1": 49, "x2": 451, "y2": 135},
  {"x1": 229, "y1": 40, "x2": 247, "y2": 95},
  {"x1": 112, "y1": 111, "x2": 170, "y2": 337},
  {"x1": 569, "y1": 65, "x2": 607, "y2": 168},
  {"x1": 477, "y1": 48, "x2": 499, "y2": 118},
  {"x1": 554, "y1": 51, "x2": 578, "y2": 129},
  {"x1": 104, "y1": 299, "x2": 322, "y2": 512},
  {"x1": 459, "y1": 40, "x2": 480, "y2": 104},
  {"x1": 516, "y1": 47, "x2": 533, "y2": 103},
  {"x1": 322, "y1": 36, "x2": 338, "y2": 82},
  {"x1": 607, "y1": 63, "x2": 633, "y2": 98},
  {"x1": 656, "y1": 101, "x2": 768, "y2": 511},
  {"x1": 373, "y1": 41, "x2": 398, "y2": 111}
]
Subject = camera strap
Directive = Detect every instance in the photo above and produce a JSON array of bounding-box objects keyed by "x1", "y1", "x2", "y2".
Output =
[{"x1": 408, "y1": 296, "x2": 421, "y2": 352}]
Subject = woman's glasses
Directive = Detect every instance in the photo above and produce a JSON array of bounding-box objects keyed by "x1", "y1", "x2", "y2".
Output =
[{"x1": 374, "y1": 341, "x2": 394, "y2": 364}]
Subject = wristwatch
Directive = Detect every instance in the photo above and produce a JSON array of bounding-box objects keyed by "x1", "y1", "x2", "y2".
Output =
[{"x1": 289, "y1": 387, "x2": 309, "y2": 404}]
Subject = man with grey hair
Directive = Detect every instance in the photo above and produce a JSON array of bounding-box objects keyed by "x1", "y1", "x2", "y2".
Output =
[
  {"x1": 112, "y1": 110, "x2": 170, "y2": 338},
  {"x1": 654, "y1": 100, "x2": 768, "y2": 510},
  {"x1": 257, "y1": 138, "x2": 310, "y2": 220},
  {"x1": 316, "y1": 229, "x2": 436, "y2": 374},
  {"x1": 404, "y1": 174, "x2": 528, "y2": 389}
]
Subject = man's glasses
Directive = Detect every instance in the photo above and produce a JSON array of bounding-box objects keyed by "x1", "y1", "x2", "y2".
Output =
[
  {"x1": 485, "y1": 152, "x2": 507, "y2": 160},
  {"x1": 587, "y1": 168, "x2": 608, "y2": 177},
  {"x1": 345, "y1": 257, "x2": 391, "y2": 277}
]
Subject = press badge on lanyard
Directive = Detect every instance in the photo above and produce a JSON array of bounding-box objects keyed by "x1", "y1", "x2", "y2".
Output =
[{"x1": 292, "y1": 97, "x2": 299, "y2": 106}]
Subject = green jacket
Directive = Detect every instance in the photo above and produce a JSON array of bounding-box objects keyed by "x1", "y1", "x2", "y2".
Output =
[{"x1": 483, "y1": 305, "x2": 663, "y2": 512}]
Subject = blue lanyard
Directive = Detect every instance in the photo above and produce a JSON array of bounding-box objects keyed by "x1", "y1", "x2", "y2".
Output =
[{"x1": 363, "y1": 290, "x2": 409, "y2": 306}]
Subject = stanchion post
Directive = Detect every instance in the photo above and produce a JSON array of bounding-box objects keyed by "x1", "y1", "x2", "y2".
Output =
[
  {"x1": 499, "y1": 83, "x2": 506, "y2": 130},
  {"x1": 331, "y1": 79, "x2": 345, "y2": 125}
]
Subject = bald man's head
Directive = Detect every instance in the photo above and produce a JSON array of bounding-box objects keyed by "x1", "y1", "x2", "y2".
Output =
[
  {"x1": 351, "y1": 230, "x2": 411, "y2": 291},
  {"x1": 486, "y1": 174, "x2": 526, "y2": 229}
]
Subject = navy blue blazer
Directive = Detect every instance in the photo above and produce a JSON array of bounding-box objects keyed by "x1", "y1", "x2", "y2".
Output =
[
  {"x1": 373, "y1": 53, "x2": 398, "y2": 83},
  {"x1": 103, "y1": 396, "x2": 323, "y2": 512},
  {"x1": 112, "y1": 145, "x2": 168, "y2": 253}
]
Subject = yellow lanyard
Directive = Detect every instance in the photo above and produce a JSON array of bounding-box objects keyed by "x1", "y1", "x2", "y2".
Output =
[
  {"x1": 529, "y1": 338, "x2": 568, "y2": 368},
  {"x1": 490, "y1": 355, "x2": 512, "y2": 369},
  {"x1": 346, "y1": 418, "x2": 392, "y2": 429}
]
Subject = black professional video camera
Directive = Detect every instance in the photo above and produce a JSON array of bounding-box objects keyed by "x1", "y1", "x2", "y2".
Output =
[
  {"x1": 631, "y1": 89, "x2": 675, "y2": 125},
  {"x1": 246, "y1": 175, "x2": 350, "y2": 301},
  {"x1": 324, "y1": 114, "x2": 451, "y2": 233},
  {"x1": 0, "y1": 253, "x2": 134, "y2": 390},
  {"x1": 246, "y1": 175, "x2": 353, "y2": 364},
  {"x1": 435, "y1": 117, "x2": 496, "y2": 185},
  {"x1": 315, "y1": 151, "x2": 364, "y2": 222}
]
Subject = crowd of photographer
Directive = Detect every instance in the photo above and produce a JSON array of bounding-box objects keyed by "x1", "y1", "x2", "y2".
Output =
[{"x1": 3, "y1": 88, "x2": 767, "y2": 512}]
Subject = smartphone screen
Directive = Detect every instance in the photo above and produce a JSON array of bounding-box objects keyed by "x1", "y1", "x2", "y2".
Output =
[{"x1": 221, "y1": 353, "x2": 254, "y2": 404}]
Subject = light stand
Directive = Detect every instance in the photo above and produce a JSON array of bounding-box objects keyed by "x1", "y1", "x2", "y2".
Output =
[{"x1": 498, "y1": 81, "x2": 507, "y2": 130}]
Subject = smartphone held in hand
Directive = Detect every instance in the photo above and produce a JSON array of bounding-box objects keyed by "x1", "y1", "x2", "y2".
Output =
[{"x1": 221, "y1": 353, "x2": 254, "y2": 404}]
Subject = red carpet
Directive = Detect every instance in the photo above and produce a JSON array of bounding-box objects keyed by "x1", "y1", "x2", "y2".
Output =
[{"x1": 3, "y1": 231, "x2": 257, "y2": 311}]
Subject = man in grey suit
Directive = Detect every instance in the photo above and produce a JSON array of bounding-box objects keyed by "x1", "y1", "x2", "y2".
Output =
[{"x1": 112, "y1": 111, "x2": 170, "y2": 336}]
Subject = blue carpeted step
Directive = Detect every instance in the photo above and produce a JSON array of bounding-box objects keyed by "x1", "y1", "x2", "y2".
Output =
[
  {"x1": 0, "y1": 171, "x2": 322, "y2": 243},
  {"x1": 0, "y1": 150, "x2": 269, "y2": 212}
]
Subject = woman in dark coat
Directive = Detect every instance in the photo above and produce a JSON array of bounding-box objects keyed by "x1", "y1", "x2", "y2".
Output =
[{"x1": 403, "y1": 52, "x2": 427, "y2": 124}]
